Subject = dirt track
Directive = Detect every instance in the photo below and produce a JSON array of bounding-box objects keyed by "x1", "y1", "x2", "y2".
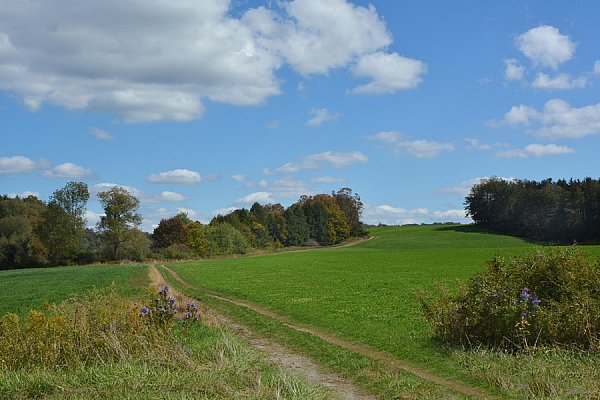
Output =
[
  {"x1": 150, "y1": 265, "x2": 375, "y2": 400},
  {"x1": 157, "y1": 265, "x2": 500, "y2": 399}
]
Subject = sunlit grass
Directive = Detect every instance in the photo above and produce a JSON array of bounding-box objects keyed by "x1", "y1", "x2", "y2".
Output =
[{"x1": 167, "y1": 225, "x2": 600, "y2": 397}]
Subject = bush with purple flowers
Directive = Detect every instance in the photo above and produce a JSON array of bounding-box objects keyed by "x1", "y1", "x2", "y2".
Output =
[
  {"x1": 419, "y1": 247, "x2": 600, "y2": 352},
  {"x1": 0, "y1": 284, "x2": 201, "y2": 370}
]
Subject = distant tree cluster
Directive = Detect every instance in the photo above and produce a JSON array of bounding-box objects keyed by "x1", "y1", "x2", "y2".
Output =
[
  {"x1": 151, "y1": 188, "x2": 367, "y2": 258},
  {"x1": 0, "y1": 182, "x2": 146, "y2": 270},
  {"x1": 1, "y1": 185, "x2": 366, "y2": 269},
  {"x1": 465, "y1": 177, "x2": 600, "y2": 243}
]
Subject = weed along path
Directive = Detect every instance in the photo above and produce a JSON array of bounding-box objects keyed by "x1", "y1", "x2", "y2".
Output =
[
  {"x1": 150, "y1": 266, "x2": 375, "y2": 400},
  {"x1": 159, "y1": 265, "x2": 500, "y2": 399}
]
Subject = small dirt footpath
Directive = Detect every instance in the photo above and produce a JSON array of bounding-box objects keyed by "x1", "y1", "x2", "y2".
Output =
[
  {"x1": 157, "y1": 265, "x2": 500, "y2": 399},
  {"x1": 150, "y1": 265, "x2": 375, "y2": 400}
]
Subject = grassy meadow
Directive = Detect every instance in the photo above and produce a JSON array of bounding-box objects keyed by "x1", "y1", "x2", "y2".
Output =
[
  {"x1": 2, "y1": 225, "x2": 599, "y2": 398},
  {"x1": 0, "y1": 264, "x2": 330, "y2": 399},
  {"x1": 0, "y1": 264, "x2": 149, "y2": 317},
  {"x1": 165, "y1": 225, "x2": 600, "y2": 398}
]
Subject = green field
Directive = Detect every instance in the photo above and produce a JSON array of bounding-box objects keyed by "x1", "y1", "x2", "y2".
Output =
[
  {"x1": 0, "y1": 263, "x2": 330, "y2": 399},
  {"x1": 166, "y1": 225, "x2": 600, "y2": 397},
  {"x1": 0, "y1": 264, "x2": 149, "y2": 317},
  {"x1": 2, "y1": 225, "x2": 599, "y2": 398},
  {"x1": 169, "y1": 225, "x2": 535, "y2": 365}
]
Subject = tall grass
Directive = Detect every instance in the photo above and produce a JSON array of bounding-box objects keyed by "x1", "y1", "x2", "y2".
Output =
[{"x1": 0, "y1": 284, "x2": 330, "y2": 399}]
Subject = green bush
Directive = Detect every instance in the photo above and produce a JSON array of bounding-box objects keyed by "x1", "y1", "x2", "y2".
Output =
[
  {"x1": 0, "y1": 284, "x2": 199, "y2": 370},
  {"x1": 419, "y1": 247, "x2": 600, "y2": 352}
]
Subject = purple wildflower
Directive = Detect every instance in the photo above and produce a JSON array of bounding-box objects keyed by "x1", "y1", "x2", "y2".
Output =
[
  {"x1": 159, "y1": 285, "x2": 169, "y2": 297},
  {"x1": 531, "y1": 295, "x2": 541, "y2": 306},
  {"x1": 520, "y1": 287, "x2": 531, "y2": 301},
  {"x1": 140, "y1": 306, "x2": 149, "y2": 316},
  {"x1": 520, "y1": 311, "x2": 527, "y2": 318}
]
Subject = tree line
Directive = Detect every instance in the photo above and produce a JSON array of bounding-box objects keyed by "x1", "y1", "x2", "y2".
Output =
[
  {"x1": 0, "y1": 183, "x2": 366, "y2": 269},
  {"x1": 151, "y1": 188, "x2": 367, "y2": 258},
  {"x1": 465, "y1": 177, "x2": 600, "y2": 243}
]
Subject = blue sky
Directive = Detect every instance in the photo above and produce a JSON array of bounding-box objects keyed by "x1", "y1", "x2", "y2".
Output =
[{"x1": 1, "y1": 0, "x2": 600, "y2": 231}]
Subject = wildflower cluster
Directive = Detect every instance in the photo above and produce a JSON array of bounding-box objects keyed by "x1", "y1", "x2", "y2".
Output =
[{"x1": 138, "y1": 285, "x2": 178, "y2": 329}]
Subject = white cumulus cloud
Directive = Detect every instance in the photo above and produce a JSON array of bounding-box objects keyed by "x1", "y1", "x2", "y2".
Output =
[
  {"x1": 496, "y1": 143, "x2": 575, "y2": 158},
  {"x1": 0, "y1": 0, "x2": 424, "y2": 122},
  {"x1": 236, "y1": 191, "x2": 276, "y2": 205},
  {"x1": 350, "y1": 51, "x2": 427, "y2": 94},
  {"x1": 90, "y1": 127, "x2": 114, "y2": 140},
  {"x1": 437, "y1": 177, "x2": 516, "y2": 197},
  {"x1": 311, "y1": 176, "x2": 346, "y2": 184},
  {"x1": 369, "y1": 131, "x2": 454, "y2": 158},
  {"x1": 362, "y1": 204, "x2": 472, "y2": 225},
  {"x1": 275, "y1": 151, "x2": 368, "y2": 173},
  {"x1": 305, "y1": 108, "x2": 340, "y2": 127},
  {"x1": 42, "y1": 162, "x2": 94, "y2": 179},
  {"x1": 7, "y1": 191, "x2": 40, "y2": 199},
  {"x1": 516, "y1": 25, "x2": 575, "y2": 69},
  {"x1": 531, "y1": 73, "x2": 587, "y2": 89},
  {"x1": 0, "y1": 155, "x2": 38, "y2": 175},
  {"x1": 504, "y1": 58, "x2": 525, "y2": 81},
  {"x1": 147, "y1": 169, "x2": 203, "y2": 185},
  {"x1": 157, "y1": 191, "x2": 187, "y2": 202},
  {"x1": 502, "y1": 99, "x2": 600, "y2": 138}
]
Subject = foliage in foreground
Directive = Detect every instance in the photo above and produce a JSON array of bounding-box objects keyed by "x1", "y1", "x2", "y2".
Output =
[
  {"x1": 420, "y1": 247, "x2": 600, "y2": 351},
  {"x1": 0, "y1": 284, "x2": 197, "y2": 369},
  {"x1": 0, "y1": 285, "x2": 328, "y2": 399}
]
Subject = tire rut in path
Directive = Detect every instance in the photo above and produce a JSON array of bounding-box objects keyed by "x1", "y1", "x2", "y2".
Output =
[
  {"x1": 160, "y1": 265, "x2": 500, "y2": 400},
  {"x1": 150, "y1": 266, "x2": 375, "y2": 400}
]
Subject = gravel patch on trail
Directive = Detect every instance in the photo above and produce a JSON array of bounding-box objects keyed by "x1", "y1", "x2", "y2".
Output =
[{"x1": 150, "y1": 265, "x2": 375, "y2": 400}]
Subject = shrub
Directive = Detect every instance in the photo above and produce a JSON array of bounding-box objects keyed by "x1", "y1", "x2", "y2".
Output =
[
  {"x1": 0, "y1": 284, "x2": 199, "y2": 370},
  {"x1": 419, "y1": 247, "x2": 600, "y2": 352}
]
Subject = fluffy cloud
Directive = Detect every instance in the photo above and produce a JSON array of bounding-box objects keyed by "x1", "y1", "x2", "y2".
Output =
[
  {"x1": 350, "y1": 51, "x2": 426, "y2": 94},
  {"x1": 85, "y1": 210, "x2": 102, "y2": 229},
  {"x1": 496, "y1": 144, "x2": 575, "y2": 158},
  {"x1": 42, "y1": 162, "x2": 94, "y2": 179},
  {"x1": 231, "y1": 174, "x2": 246, "y2": 182},
  {"x1": 437, "y1": 177, "x2": 515, "y2": 197},
  {"x1": 311, "y1": 176, "x2": 346, "y2": 184},
  {"x1": 157, "y1": 191, "x2": 187, "y2": 202},
  {"x1": 93, "y1": 182, "x2": 185, "y2": 204},
  {"x1": 503, "y1": 104, "x2": 539, "y2": 125},
  {"x1": 595, "y1": 61, "x2": 600, "y2": 75},
  {"x1": 502, "y1": 99, "x2": 600, "y2": 138},
  {"x1": 213, "y1": 206, "x2": 237, "y2": 217},
  {"x1": 369, "y1": 131, "x2": 454, "y2": 158},
  {"x1": 432, "y1": 209, "x2": 467, "y2": 220},
  {"x1": 0, "y1": 155, "x2": 38, "y2": 174},
  {"x1": 7, "y1": 191, "x2": 40, "y2": 199},
  {"x1": 268, "y1": 0, "x2": 392, "y2": 75},
  {"x1": 531, "y1": 73, "x2": 587, "y2": 89},
  {"x1": 464, "y1": 138, "x2": 510, "y2": 151},
  {"x1": 146, "y1": 169, "x2": 214, "y2": 185},
  {"x1": 305, "y1": 108, "x2": 340, "y2": 127},
  {"x1": 516, "y1": 25, "x2": 575, "y2": 69},
  {"x1": 0, "y1": 0, "x2": 423, "y2": 122},
  {"x1": 90, "y1": 127, "x2": 114, "y2": 140},
  {"x1": 362, "y1": 204, "x2": 470, "y2": 225},
  {"x1": 504, "y1": 58, "x2": 525, "y2": 81},
  {"x1": 275, "y1": 151, "x2": 368, "y2": 173},
  {"x1": 236, "y1": 191, "x2": 276, "y2": 205},
  {"x1": 362, "y1": 204, "x2": 429, "y2": 225}
]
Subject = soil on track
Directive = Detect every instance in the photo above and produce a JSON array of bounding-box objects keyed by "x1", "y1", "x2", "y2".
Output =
[
  {"x1": 150, "y1": 265, "x2": 375, "y2": 400},
  {"x1": 159, "y1": 265, "x2": 500, "y2": 399}
]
